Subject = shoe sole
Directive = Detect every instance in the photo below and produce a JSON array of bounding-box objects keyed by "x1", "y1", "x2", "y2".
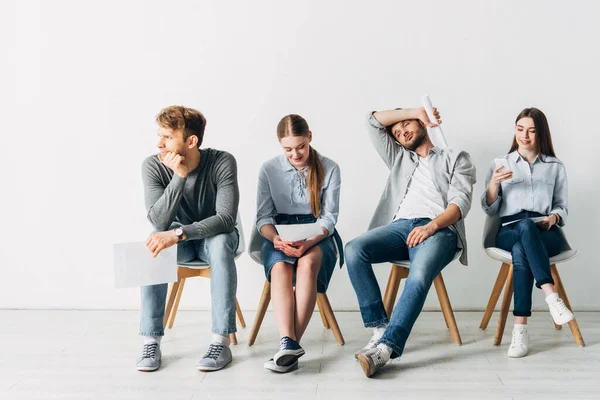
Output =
[
  {"x1": 356, "y1": 353, "x2": 376, "y2": 378},
  {"x1": 264, "y1": 360, "x2": 298, "y2": 373},
  {"x1": 137, "y1": 361, "x2": 161, "y2": 372},
  {"x1": 196, "y1": 358, "x2": 232, "y2": 372},
  {"x1": 274, "y1": 349, "x2": 305, "y2": 366}
]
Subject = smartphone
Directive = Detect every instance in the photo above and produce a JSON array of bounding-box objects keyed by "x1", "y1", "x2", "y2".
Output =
[{"x1": 494, "y1": 158, "x2": 509, "y2": 172}]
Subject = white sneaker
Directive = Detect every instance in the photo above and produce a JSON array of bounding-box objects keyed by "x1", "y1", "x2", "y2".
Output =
[
  {"x1": 508, "y1": 327, "x2": 529, "y2": 358},
  {"x1": 354, "y1": 326, "x2": 386, "y2": 359},
  {"x1": 548, "y1": 297, "x2": 574, "y2": 325},
  {"x1": 356, "y1": 343, "x2": 391, "y2": 377}
]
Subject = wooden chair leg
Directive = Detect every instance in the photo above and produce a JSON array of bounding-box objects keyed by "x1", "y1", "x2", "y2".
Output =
[
  {"x1": 383, "y1": 265, "x2": 409, "y2": 318},
  {"x1": 433, "y1": 273, "x2": 462, "y2": 345},
  {"x1": 550, "y1": 265, "x2": 585, "y2": 347},
  {"x1": 248, "y1": 281, "x2": 271, "y2": 346},
  {"x1": 229, "y1": 332, "x2": 238, "y2": 345},
  {"x1": 494, "y1": 264, "x2": 513, "y2": 345},
  {"x1": 480, "y1": 263, "x2": 510, "y2": 329},
  {"x1": 235, "y1": 298, "x2": 246, "y2": 329},
  {"x1": 317, "y1": 293, "x2": 344, "y2": 345},
  {"x1": 163, "y1": 280, "x2": 180, "y2": 328},
  {"x1": 316, "y1": 295, "x2": 330, "y2": 329},
  {"x1": 167, "y1": 278, "x2": 186, "y2": 329}
]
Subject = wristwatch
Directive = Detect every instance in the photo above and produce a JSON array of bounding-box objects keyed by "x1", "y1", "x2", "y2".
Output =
[{"x1": 173, "y1": 227, "x2": 184, "y2": 242}]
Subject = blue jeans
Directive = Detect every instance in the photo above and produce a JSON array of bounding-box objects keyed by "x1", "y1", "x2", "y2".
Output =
[
  {"x1": 139, "y1": 223, "x2": 239, "y2": 336},
  {"x1": 345, "y1": 218, "x2": 457, "y2": 357},
  {"x1": 496, "y1": 219, "x2": 561, "y2": 317}
]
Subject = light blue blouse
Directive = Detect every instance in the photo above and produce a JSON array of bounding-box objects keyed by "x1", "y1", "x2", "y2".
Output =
[
  {"x1": 256, "y1": 153, "x2": 341, "y2": 237},
  {"x1": 481, "y1": 151, "x2": 568, "y2": 226}
]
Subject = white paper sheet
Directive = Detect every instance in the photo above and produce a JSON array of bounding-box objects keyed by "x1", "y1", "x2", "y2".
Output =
[
  {"x1": 422, "y1": 94, "x2": 448, "y2": 148},
  {"x1": 502, "y1": 217, "x2": 547, "y2": 227},
  {"x1": 113, "y1": 241, "x2": 178, "y2": 288},
  {"x1": 275, "y1": 222, "x2": 323, "y2": 242}
]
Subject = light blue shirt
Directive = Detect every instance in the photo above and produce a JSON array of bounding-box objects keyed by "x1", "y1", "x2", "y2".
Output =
[
  {"x1": 481, "y1": 151, "x2": 568, "y2": 226},
  {"x1": 256, "y1": 153, "x2": 341, "y2": 237}
]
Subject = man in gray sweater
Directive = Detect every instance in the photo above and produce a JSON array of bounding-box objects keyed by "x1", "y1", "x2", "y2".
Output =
[
  {"x1": 137, "y1": 106, "x2": 240, "y2": 373},
  {"x1": 346, "y1": 106, "x2": 476, "y2": 377}
]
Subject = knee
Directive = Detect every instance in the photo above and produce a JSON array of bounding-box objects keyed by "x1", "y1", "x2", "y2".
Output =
[
  {"x1": 296, "y1": 258, "x2": 320, "y2": 279},
  {"x1": 271, "y1": 262, "x2": 293, "y2": 279},
  {"x1": 405, "y1": 270, "x2": 431, "y2": 290},
  {"x1": 515, "y1": 219, "x2": 537, "y2": 235},
  {"x1": 345, "y1": 238, "x2": 366, "y2": 266},
  {"x1": 205, "y1": 233, "x2": 237, "y2": 261}
]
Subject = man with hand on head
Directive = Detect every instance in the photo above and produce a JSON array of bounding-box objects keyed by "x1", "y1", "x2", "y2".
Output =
[
  {"x1": 137, "y1": 106, "x2": 240, "y2": 373},
  {"x1": 346, "y1": 105, "x2": 476, "y2": 377}
]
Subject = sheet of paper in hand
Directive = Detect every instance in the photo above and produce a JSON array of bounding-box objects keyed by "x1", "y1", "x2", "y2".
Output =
[
  {"x1": 113, "y1": 241, "x2": 178, "y2": 288},
  {"x1": 275, "y1": 222, "x2": 323, "y2": 242}
]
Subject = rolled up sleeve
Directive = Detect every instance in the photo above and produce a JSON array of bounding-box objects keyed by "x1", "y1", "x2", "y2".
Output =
[
  {"x1": 481, "y1": 162, "x2": 502, "y2": 216},
  {"x1": 448, "y1": 151, "x2": 477, "y2": 219},
  {"x1": 317, "y1": 163, "x2": 341, "y2": 236},
  {"x1": 255, "y1": 164, "x2": 277, "y2": 235}
]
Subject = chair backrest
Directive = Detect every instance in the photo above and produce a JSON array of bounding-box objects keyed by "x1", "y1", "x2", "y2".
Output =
[
  {"x1": 248, "y1": 222, "x2": 263, "y2": 265},
  {"x1": 482, "y1": 214, "x2": 573, "y2": 253},
  {"x1": 482, "y1": 214, "x2": 502, "y2": 249}
]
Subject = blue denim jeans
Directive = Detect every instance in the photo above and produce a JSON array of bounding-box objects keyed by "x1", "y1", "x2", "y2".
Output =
[
  {"x1": 345, "y1": 218, "x2": 457, "y2": 357},
  {"x1": 139, "y1": 223, "x2": 239, "y2": 336},
  {"x1": 496, "y1": 219, "x2": 561, "y2": 317}
]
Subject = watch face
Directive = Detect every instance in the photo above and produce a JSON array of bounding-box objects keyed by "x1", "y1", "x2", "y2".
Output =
[{"x1": 174, "y1": 228, "x2": 183, "y2": 236}]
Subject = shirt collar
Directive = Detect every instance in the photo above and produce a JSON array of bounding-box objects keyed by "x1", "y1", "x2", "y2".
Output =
[{"x1": 508, "y1": 150, "x2": 545, "y2": 164}]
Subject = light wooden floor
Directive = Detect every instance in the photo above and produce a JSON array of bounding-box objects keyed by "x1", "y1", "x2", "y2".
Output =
[{"x1": 1, "y1": 310, "x2": 599, "y2": 399}]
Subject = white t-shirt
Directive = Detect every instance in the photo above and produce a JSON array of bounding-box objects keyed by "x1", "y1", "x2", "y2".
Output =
[{"x1": 394, "y1": 156, "x2": 446, "y2": 220}]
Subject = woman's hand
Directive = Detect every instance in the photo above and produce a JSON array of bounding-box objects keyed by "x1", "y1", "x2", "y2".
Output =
[
  {"x1": 536, "y1": 214, "x2": 559, "y2": 230},
  {"x1": 489, "y1": 165, "x2": 513, "y2": 186}
]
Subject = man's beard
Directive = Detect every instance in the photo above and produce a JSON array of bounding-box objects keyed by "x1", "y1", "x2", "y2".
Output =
[{"x1": 404, "y1": 129, "x2": 427, "y2": 151}]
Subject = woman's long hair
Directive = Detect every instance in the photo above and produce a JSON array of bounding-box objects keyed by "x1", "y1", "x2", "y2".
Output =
[
  {"x1": 509, "y1": 107, "x2": 556, "y2": 157},
  {"x1": 277, "y1": 114, "x2": 324, "y2": 218}
]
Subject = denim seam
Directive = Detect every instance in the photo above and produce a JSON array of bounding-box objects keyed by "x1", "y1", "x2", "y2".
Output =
[{"x1": 363, "y1": 317, "x2": 389, "y2": 329}]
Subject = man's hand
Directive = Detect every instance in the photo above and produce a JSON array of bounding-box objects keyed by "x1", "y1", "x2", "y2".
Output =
[
  {"x1": 159, "y1": 151, "x2": 188, "y2": 178},
  {"x1": 407, "y1": 224, "x2": 437, "y2": 248},
  {"x1": 146, "y1": 230, "x2": 179, "y2": 257},
  {"x1": 416, "y1": 107, "x2": 442, "y2": 128},
  {"x1": 536, "y1": 214, "x2": 558, "y2": 231}
]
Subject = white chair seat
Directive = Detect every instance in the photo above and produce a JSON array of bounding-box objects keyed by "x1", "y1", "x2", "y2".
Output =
[
  {"x1": 179, "y1": 250, "x2": 245, "y2": 269},
  {"x1": 391, "y1": 250, "x2": 462, "y2": 268},
  {"x1": 484, "y1": 247, "x2": 578, "y2": 264}
]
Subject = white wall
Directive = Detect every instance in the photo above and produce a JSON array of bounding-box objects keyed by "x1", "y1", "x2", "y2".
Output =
[{"x1": 1, "y1": 0, "x2": 599, "y2": 312}]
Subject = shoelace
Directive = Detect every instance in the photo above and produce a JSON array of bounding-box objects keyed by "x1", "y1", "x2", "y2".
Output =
[
  {"x1": 279, "y1": 336, "x2": 296, "y2": 350},
  {"x1": 511, "y1": 330, "x2": 526, "y2": 348},
  {"x1": 364, "y1": 332, "x2": 382, "y2": 350},
  {"x1": 142, "y1": 343, "x2": 158, "y2": 358},
  {"x1": 552, "y1": 299, "x2": 570, "y2": 315},
  {"x1": 203, "y1": 344, "x2": 224, "y2": 360}
]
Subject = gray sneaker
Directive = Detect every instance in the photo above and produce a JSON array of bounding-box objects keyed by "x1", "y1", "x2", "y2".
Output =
[
  {"x1": 356, "y1": 345, "x2": 391, "y2": 378},
  {"x1": 196, "y1": 343, "x2": 232, "y2": 371},
  {"x1": 136, "y1": 342, "x2": 162, "y2": 372}
]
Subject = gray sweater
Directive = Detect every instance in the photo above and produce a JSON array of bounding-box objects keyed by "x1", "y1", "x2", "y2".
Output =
[{"x1": 141, "y1": 148, "x2": 239, "y2": 241}]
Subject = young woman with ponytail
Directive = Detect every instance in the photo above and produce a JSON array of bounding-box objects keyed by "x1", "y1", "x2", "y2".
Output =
[{"x1": 255, "y1": 114, "x2": 342, "y2": 373}]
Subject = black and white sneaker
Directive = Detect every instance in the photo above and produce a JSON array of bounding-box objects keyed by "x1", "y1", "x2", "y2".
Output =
[
  {"x1": 273, "y1": 336, "x2": 305, "y2": 366},
  {"x1": 264, "y1": 357, "x2": 299, "y2": 373}
]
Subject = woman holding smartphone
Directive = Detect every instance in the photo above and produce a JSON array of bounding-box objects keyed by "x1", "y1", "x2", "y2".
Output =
[
  {"x1": 255, "y1": 114, "x2": 342, "y2": 372},
  {"x1": 481, "y1": 107, "x2": 574, "y2": 358}
]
